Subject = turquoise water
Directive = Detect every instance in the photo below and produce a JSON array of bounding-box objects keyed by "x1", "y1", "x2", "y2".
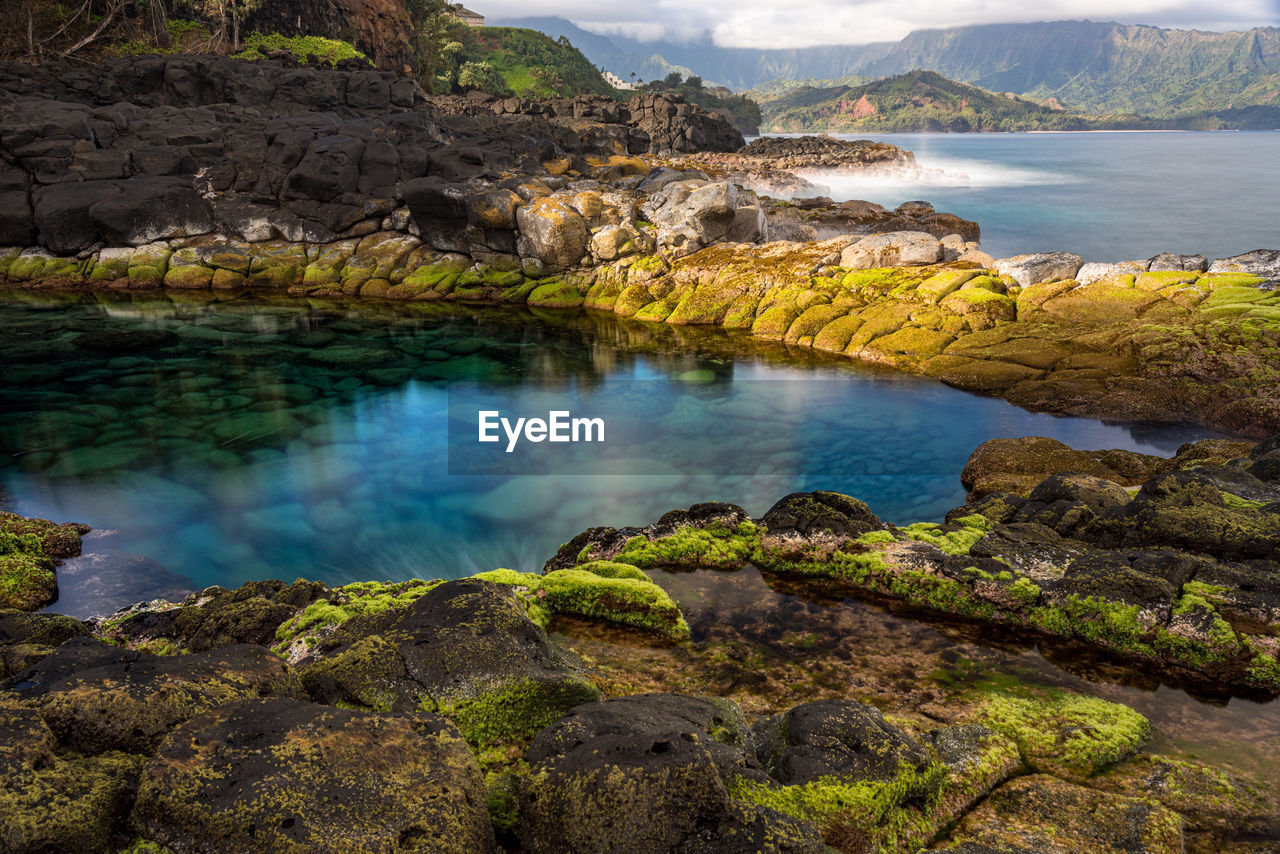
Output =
[
  {"x1": 0, "y1": 291, "x2": 1224, "y2": 611},
  {"x1": 807, "y1": 131, "x2": 1280, "y2": 261}
]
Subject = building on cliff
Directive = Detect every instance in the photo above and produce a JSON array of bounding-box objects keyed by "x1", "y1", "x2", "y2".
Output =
[
  {"x1": 602, "y1": 70, "x2": 637, "y2": 90},
  {"x1": 451, "y1": 5, "x2": 485, "y2": 26}
]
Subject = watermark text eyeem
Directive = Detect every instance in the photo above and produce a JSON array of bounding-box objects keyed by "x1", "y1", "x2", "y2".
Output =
[{"x1": 477, "y1": 410, "x2": 605, "y2": 453}]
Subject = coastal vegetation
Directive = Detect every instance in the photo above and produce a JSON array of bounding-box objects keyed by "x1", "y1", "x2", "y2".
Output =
[{"x1": 751, "y1": 70, "x2": 1165, "y2": 133}]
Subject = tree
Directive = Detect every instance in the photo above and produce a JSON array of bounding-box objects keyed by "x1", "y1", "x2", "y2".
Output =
[
  {"x1": 663, "y1": 71, "x2": 683, "y2": 87},
  {"x1": 199, "y1": 0, "x2": 261, "y2": 51},
  {"x1": 406, "y1": 0, "x2": 465, "y2": 90},
  {"x1": 685, "y1": 75, "x2": 702, "y2": 89}
]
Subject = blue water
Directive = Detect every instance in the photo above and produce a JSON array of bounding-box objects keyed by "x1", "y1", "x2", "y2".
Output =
[
  {"x1": 0, "y1": 291, "x2": 1224, "y2": 610},
  {"x1": 800, "y1": 131, "x2": 1280, "y2": 262}
]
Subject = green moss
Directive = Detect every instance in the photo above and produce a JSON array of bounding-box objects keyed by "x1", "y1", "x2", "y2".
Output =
[
  {"x1": 727, "y1": 760, "x2": 946, "y2": 849},
  {"x1": 526, "y1": 278, "x2": 584, "y2": 308},
  {"x1": 0, "y1": 751, "x2": 145, "y2": 851},
  {"x1": 1221, "y1": 491, "x2": 1266, "y2": 509},
  {"x1": 0, "y1": 514, "x2": 79, "y2": 612},
  {"x1": 1029, "y1": 594, "x2": 1151, "y2": 657},
  {"x1": 485, "y1": 771, "x2": 522, "y2": 840},
  {"x1": 978, "y1": 691, "x2": 1149, "y2": 779},
  {"x1": 1007, "y1": 577, "x2": 1042, "y2": 607},
  {"x1": 473, "y1": 566, "x2": 690, "y2": 640},
  {"x1": 839, "y1": 268, "x2": 917, "y2": 292},
  {"x1": 628, "y1": 254, "x2": 666, "y2": 274},
  {"x1": 232, "y1": 32, "x2": 370, "y2": 66},
  {"x1": 273, "y1": 580, "x2": 434, "y2": 652},
  {"x1": 887, "y1": 569, "x2": 997, "y2": 619},
  {"x1": 615, "y1": 520, "x2": 763, "y2": 569},
  {"x1": 540, "y1": 570, "x2": 690, "y2": 639},
  {"x1": 429, "y1": 676, "x2": 600, "y2": 749},
  {"x1": 902, "y1": 515, "x2": 992, "y2": 555},
  {"x1": 1243, "y1": 638, "x2": 1280, "y2": 688},
  {"x1": 855, "y1": 530, "x2": 899, "y2": 545},
  {"x1": 573, "y1": 560, "x2": 650, "y2": 581}
]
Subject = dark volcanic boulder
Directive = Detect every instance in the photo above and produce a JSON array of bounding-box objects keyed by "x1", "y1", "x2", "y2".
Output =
[
  {"x1": 521, "y1": 693, "x2": 825, "y2": 854},
  {"x1": 299, "y1": 579, "x2": 600, "y2": 746},
  {"x1": 528, "y1": 693, "x2": 756, "y2": 779},
  {"x1": 133, "y1": 697, "x2": 495, "y2": 854},
  {"x1": 754, "y1": 699, "x2": 933, "y2": 786},
  {"x1": 762, "y1": 491, "x2": 889, "y2": 539},
  {"x1": 0, "y1": 700, "x2": 144, "y2": 853},
  {"x1": 1086, "y1": 470, "x2": 1280, "y2": 560},
  {"x1": 0, "y1": 610, "x2": 90, "y2": 680},
  {"x1": 32, "y1": 177, "x2": 213, "y2": 254},
  {"x1": 1056, "y1": 549, "x2": 1208, "y2": 613},
  {"x1": 543, "y1": 525, "x2": 643, "y2": 572},
  {"x1": 108, "y1": 579, "x2": 329, "y2": 652},
  {"x1": 4, "y1": 638, "x2": 306, "y2": 753}
]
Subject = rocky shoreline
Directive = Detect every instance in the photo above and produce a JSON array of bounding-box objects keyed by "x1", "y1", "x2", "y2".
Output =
[
  {"x1": 2, "y1": 433, "x2": 1278, "y2": 852},
  {"x1": 4, "y1": 57, "x2": 1279, "y2": 437}
]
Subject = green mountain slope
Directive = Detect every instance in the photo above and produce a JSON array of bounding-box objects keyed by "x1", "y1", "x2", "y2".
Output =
[
  {"x1": 754, "y1": 70, "x2": 1135, "y2": 132},
  {"x1": 858, "y1": 21, "x2": 1280, "y2": 118},
  {"x1": 459, "y1": 27, "x2": 622, "y2": 98}
]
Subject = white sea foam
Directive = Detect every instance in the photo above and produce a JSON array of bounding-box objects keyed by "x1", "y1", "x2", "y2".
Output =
[{"x1": 795, "y1": 157, "x2": 1080, "y2": 202}]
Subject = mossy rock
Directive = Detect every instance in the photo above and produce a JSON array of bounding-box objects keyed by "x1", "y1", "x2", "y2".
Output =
[
  {"x1": 938, "y1": 287, "x2": 1019, "y2": 330},
  {"x1": 667, "y1": 278, "x2": 756, "y2": 326},
  {"x1": 916, "y1": 269, "x2": 981, "y2": 303},
  {"x1": 920, "y1": 355, "x2": 1044, "y2": 395},
  {"x1": 614, "y1": 519, "x2": 763, "y2": 570},
  {"x1": 1091, "y1": 753, "x2": 1276, "y2": 836},
  {"x1": 0, "y1": 610, "x2": 90, "y2": 679},
  {"x1": 946, "y1": 773, "x2": 1183, "y2": 854},
  {"x1": 812, "y1": 315, "x2": 866, "y2": 353},
  {"x1": 633, "y1": 297, "x2": 677, "y2": 322},
  {"x1": 132, "y1": 697, "x2": 496, "y2": 854},
  {"x1": 9, "y1": 639, "x2": 306, "y2": 754},
  {"x1": 734, "y1": 699, "x2": 945, "y2": 848},
  {"x1": 975, "y1": 691, "x2": 1149, "y2": 780},
  {"x1": 474, "y1": 565, "x2": 689, "y2": 640},
  {"x1": 521, "y1": 693, "x2": 825, "y2": 854},
  {"x1": 0, "y1": 741, "x2": 145, "y2": 853},
  {"x1": 752, "y1": 304, "x2": 803, "y2": 341},
  {"x1": 163, "y1": 264, "x2": 214, "y2": 289},
  {"x1": 1039, "y1": 282, "x2": 1166, "y2": 323},
  {"x1": 858, "y1": 326, "x2": 956, "y2": 367},
  {"x1": 0, "y1": 512, "x2": 85, "y2": 611},
  {"x1": 298, "y1": 580, "x2": 600, "y2": 749},
  {"x1": 1135, "y1": 270, "x2": 1200, "y2": 290},
  {"x1": 273, "y1": 579, "x2": 436, "y2": 659}
]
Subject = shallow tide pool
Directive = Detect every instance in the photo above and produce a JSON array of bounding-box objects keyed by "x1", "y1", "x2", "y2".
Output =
[{"x1": 0, "y1": 290, "x2": 1227, "y2": 611}]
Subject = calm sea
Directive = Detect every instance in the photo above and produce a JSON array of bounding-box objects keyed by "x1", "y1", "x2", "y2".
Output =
[{"x1": 797, "y1": 131, "x2": 1280, "y2": 262}]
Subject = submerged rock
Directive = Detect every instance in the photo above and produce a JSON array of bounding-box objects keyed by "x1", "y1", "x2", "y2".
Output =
[
  {"x1": 553, "y1": 433, "x2": 1280, "y2": 694},
  {"x1": 948, "y1": 774, "x2": 1184, "y2": 854}
]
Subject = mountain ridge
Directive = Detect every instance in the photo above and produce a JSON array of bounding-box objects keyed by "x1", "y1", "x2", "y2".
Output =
[{"x1": 491, "y1": 16, "x2": 1280, "y2": 121}]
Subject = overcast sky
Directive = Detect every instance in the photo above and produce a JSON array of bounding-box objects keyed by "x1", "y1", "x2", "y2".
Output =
[{"x1": 484, "y1": 0, "x2": 1280, "y2": 48}]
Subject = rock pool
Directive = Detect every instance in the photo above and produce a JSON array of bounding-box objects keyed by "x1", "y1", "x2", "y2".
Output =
[{"x1": 0, "y1": 289, "x2": 1228, "y2": 610}]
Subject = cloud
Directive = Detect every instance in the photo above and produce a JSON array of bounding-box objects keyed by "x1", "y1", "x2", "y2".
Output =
[{"x1": 479, "y1": 0, "x2": 1280, "y2": 48}]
